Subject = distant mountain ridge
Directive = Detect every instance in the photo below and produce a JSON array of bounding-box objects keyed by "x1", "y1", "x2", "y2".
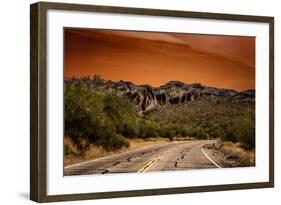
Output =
[{"x1": 65, "y1": 77, "x2": 255, "y2": 114}]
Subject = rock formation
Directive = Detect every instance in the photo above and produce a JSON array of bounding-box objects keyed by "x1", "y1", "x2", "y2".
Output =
[{"x1": 65, "y1": 77, "x2": 255, "y2": 114}]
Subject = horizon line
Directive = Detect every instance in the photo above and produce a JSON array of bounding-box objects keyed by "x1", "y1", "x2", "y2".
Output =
[{"x1": 64, "y1": 75, "x2": 255, "y2": 92}]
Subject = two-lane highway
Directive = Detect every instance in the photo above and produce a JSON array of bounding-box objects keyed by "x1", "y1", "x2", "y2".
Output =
[{"x1": 64, "y1": 140, "x2": 220, "y2": 176}]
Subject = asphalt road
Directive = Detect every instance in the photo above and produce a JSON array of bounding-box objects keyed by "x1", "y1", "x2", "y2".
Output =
[{"x1": 64, "y1": 140, "x2": 220, "y2": 176}]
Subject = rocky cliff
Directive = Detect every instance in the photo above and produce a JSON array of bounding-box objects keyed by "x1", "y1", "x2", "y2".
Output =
[{"x1": 65, "y1": 77, "x2": 255, "y2": 114}]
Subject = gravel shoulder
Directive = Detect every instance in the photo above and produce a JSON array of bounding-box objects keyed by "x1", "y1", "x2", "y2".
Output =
[{"x1": 203, "y1": 141, "x2": 255, "y2": 167}]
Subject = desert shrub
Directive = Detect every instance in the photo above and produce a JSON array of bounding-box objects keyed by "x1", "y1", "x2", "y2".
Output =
[
  {"x1": 181, "y1": 127, "x2": 196, "y2": 137},
  {"x1": 192, "y1": 128, "x2": 209, "y2": 139},
  {"x1": 158, "y1": 126, "x2": 171, "y2": 138},
  {"x1": 223, "y1": 125, "x2": 238, "y2": 142},
  {"x1": 105, "y1": 134, "x2": 130, "y2": 150},
  {"x1": 64, "y1": 82, "x2": 136, "y2": 150},
  {"x1": 208, "y1": 126, "x2": 226, "y2": 139},
  {"x1": 89, "y1": 115, "x2": 117, "y2": 145},
  {"x1": 64, "y1": 82, "x2": 104, "y2": 139},
  {"x1": 64, "y1": 137, "x2": 80, "y2": 156},
  {"x1": 175, "y1": 126, "x2": 185, "y2": 137},
  {"x1": 223, "y1": 109, "x2": 255, "y2": 149},
  {"x1": 178, "y1": 127, "x2": 208, "y2": 139},
  {"x1": 158, "y1": 124, "x2": 177, "y2": 140},
  {"x1": 121, "y1": 119, "x2": 139, "y2": 138},
  {"x1": 139, "y1": 119, "x2": 159, "y2": 139},
  {"x1": 235, "y1": 115, "x2": 255, "y2": 149},
  {"x1": 104, "y1": 94, "x2": 138, "y2": 138},
  {"x1": 156, "y1": 124, "x2": 209, "y2": 140}
]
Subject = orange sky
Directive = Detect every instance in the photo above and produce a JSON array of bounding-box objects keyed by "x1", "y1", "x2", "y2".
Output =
[{"x1": 64, "y1": 28, "x2": 255, "y2": 91}]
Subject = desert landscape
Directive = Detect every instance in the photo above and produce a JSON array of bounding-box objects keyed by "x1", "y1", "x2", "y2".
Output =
[{"x1": 63, "y1": 29, "x2": 255, "y2": 176}]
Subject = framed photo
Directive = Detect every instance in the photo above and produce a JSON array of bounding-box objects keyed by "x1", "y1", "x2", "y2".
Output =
[{"x1": 30, "y1": 2, "x2": 274, "y2": 202}]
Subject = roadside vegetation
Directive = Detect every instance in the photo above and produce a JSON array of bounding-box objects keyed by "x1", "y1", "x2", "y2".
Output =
[
  {"x1": 147, "y1": 97, "x2": 255, "y2": 166},
  {"x1": 204, "y1": 141, "x2": 255, "y2": 167},
  {"x1": 64, "y1": 79, "x2": 255, "y2": 166},
  {"x1": 147, "y1": 97, "x2": 255, "y2": 150}
]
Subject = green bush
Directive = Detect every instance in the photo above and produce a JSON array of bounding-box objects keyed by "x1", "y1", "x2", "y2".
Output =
[
  {"x1": 89, "y1": 115, "x2": 117, "y2": 145},
  {"x1": 157, "y1": 124, "x2": 176, "y2": 140},
  {"x1": 234, "y1": 115, "x2": 255, "y2": 149},
  {"x1": 64, "y1": 83, "x2": 105, "y2": 139},
  {"x1": 223, "y1": 125, "x2": 238, "y2": 142},
  {"x1": 64, "y1": 82, "x2": 136, "y2": 150},
  {"x1": 208, "y1": 126, "x2": 226, "y2": 139},
  {"x1": 193, "y1": 128, "x2": 209, "y2": 139},
  {"x1": 222, "y1": 109, "x2": 255, "y2": 149},
  {"x1": 104, "y1": 94, "x2": 138, "y2": 138},
  {"x1": 179, "y1": 127, "x2": 209, "y2": 139},
  {"x1": 106, "y1": 134, "x2": 130, "y2": 150},
  {"x1": 182, "y1": 127, "x2": 196, "y2": 137},
  {"x1": 65, "y1": 79, "x2": 255, "y2": 152},
  {"x1": 156, "y1": 124, "x2": 209, "y2": 140},
  {"x1": 158, "y1": 126, "x2": 176, "y2": 138},
  {"x1": 139, "y1": 119, "x2": 159, "y2": 139}
]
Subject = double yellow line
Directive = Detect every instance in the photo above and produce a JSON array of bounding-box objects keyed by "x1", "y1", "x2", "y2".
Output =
[{"x1": 137, "y1": 155, "x2": 163, "y2": 173}]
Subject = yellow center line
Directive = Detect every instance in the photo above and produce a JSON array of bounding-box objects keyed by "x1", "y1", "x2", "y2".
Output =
[{"x1": 137, "y1": 155, "x2": 163, "y2": 173}]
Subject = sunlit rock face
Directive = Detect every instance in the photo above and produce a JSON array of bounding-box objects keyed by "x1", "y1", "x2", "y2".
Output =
[{"x1": 65, "y1": 77, "x2": 255, "y2": 114}]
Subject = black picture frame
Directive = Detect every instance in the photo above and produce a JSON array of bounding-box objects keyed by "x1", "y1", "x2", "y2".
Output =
[{"x1": 30, "y1": 1, "x2": 274, "y2": 202}]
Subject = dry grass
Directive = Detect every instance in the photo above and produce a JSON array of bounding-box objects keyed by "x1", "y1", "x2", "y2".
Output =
[
  {"x1": 129, "y1": 137, "x2": 169, "y2": 149},
  {"x1": 64, "y1": 137, "x2": 170, "y2": 166},
  {"x1": 173, "y1": 136, "x2": 194, "y2": 141},
  {"x1": 64, "y1": 137, "x2": 80, "y2": 156},
  {"x1": 64, "y1": 138, "x2": 127, "y2": 166},
  {"x1": 218, "y1": 141, "x2": 255, "y2": 167}
]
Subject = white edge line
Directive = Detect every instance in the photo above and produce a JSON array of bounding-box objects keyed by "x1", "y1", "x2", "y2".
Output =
[{"x1": 201, "y1": 148, "x2": 222, "y2": 168}]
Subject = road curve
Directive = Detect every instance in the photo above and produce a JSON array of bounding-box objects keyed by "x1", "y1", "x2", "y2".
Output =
[{"x1": 64, "y1": 140, "x2": 220, "y2": 176}]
